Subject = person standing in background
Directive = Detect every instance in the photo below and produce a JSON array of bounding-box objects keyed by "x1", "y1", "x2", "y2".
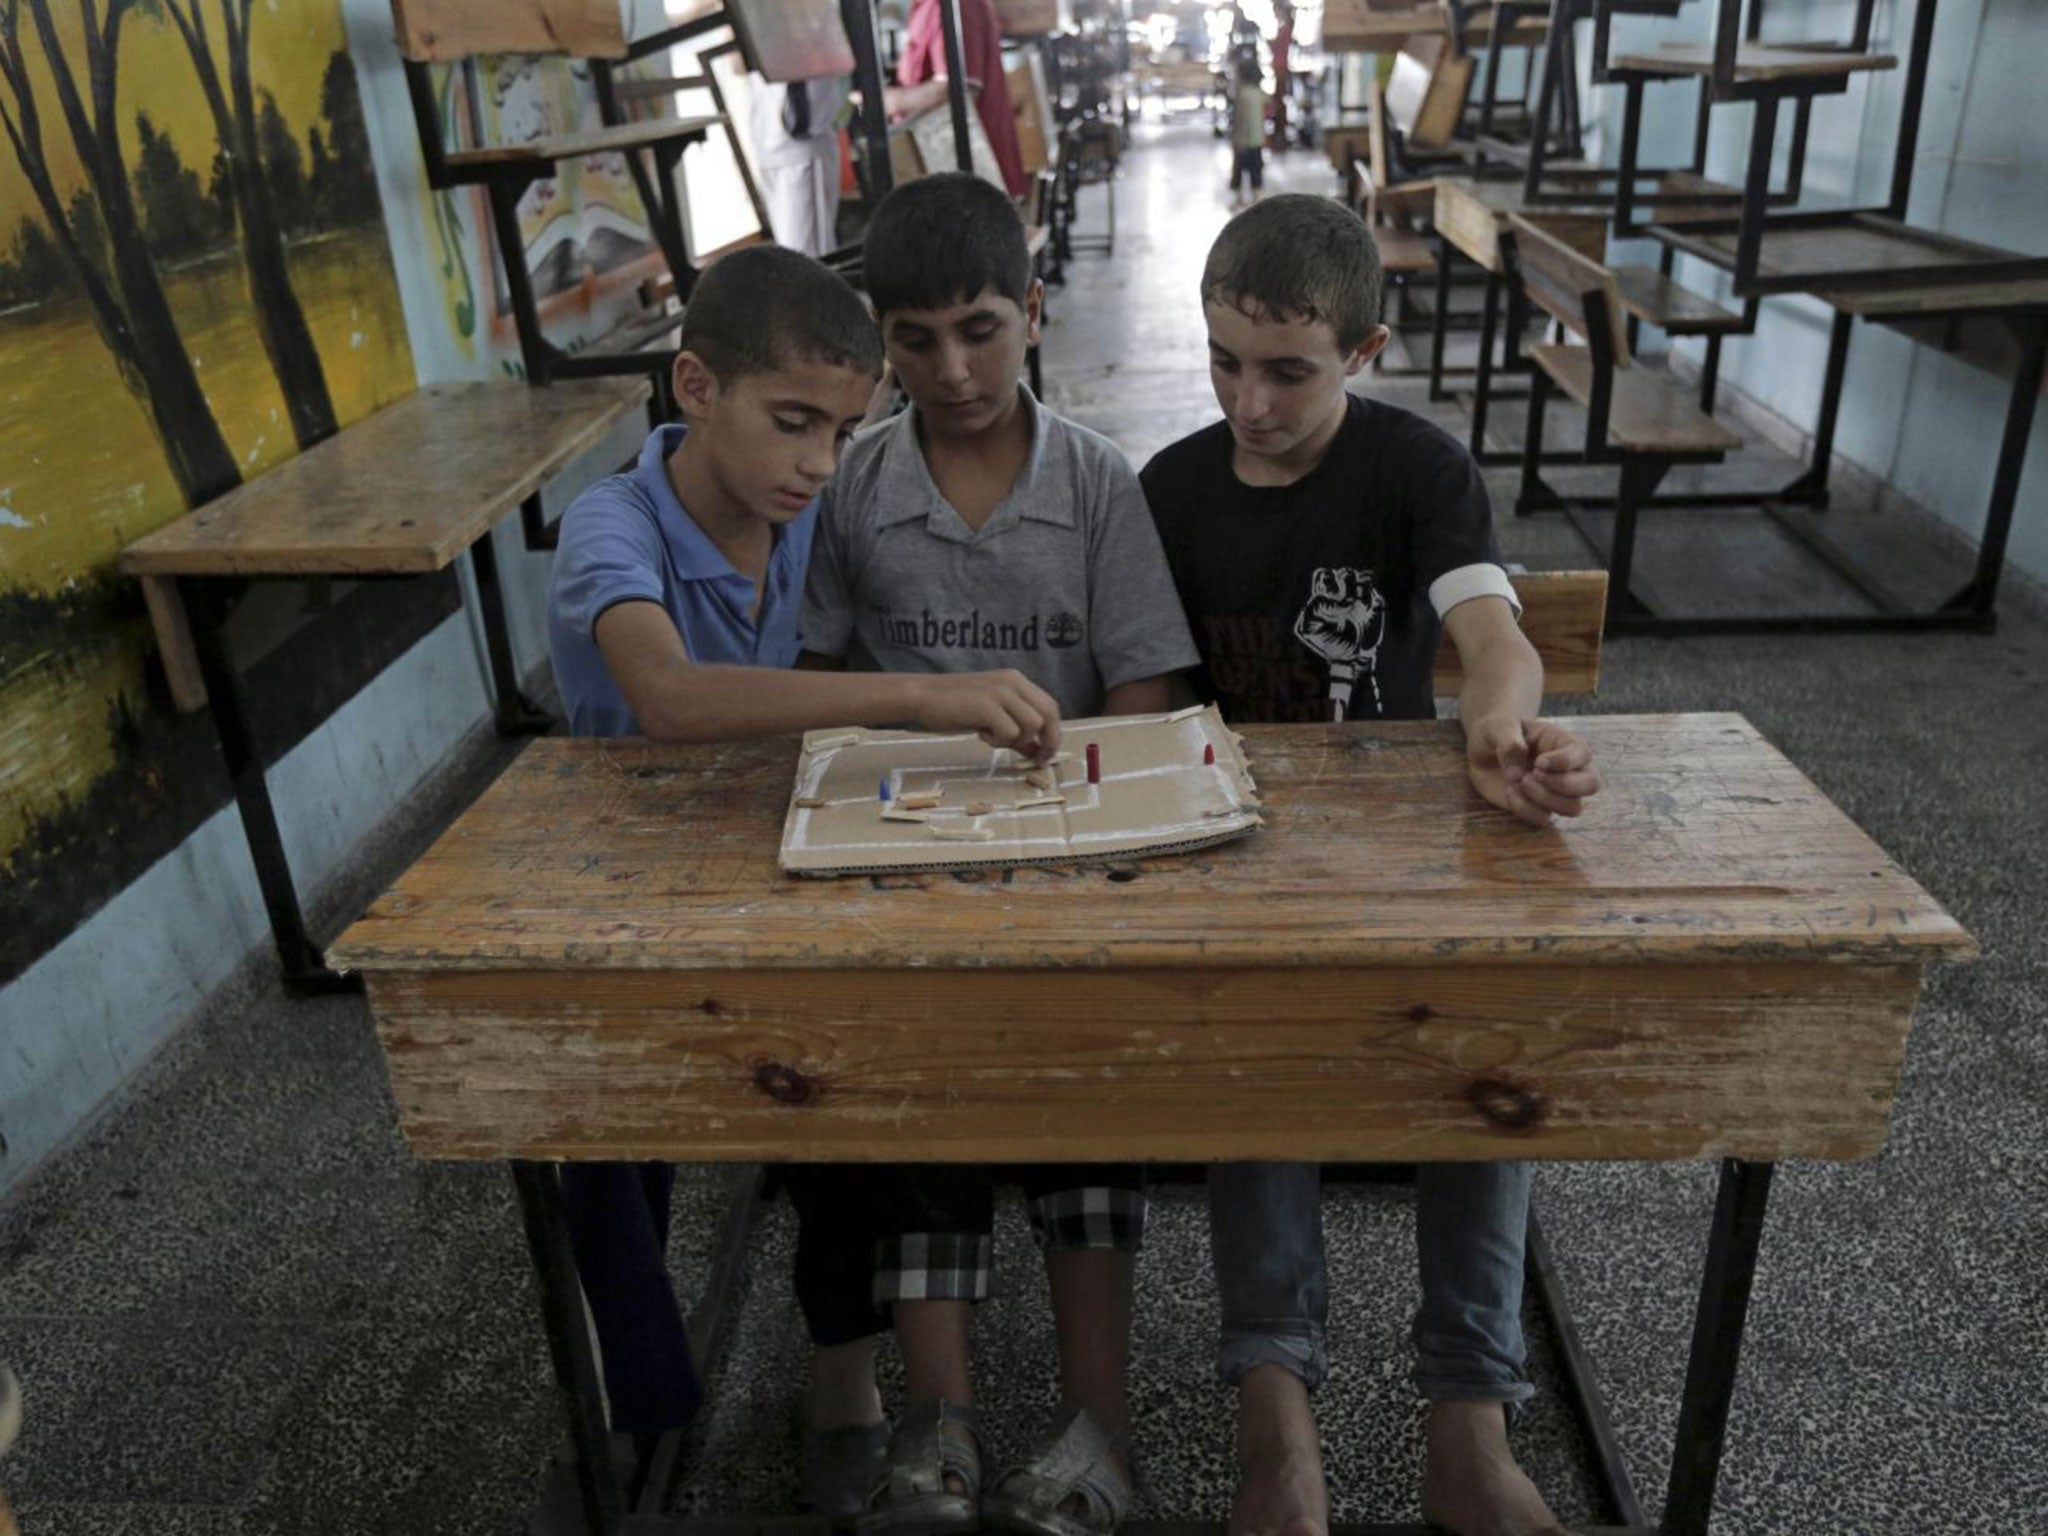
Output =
[
  {"x1": 1227, "y1": 54, "x2": 1267, "y2": 208},
  {"x1": 1269, "y1": 1, "x2": 1295, "y2": 148},
  {"x1": 747, "y1": 74, "x2": 852, "y2": 256}
]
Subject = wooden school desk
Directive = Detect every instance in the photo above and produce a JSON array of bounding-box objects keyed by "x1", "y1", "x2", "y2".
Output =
[
  {"x1": 119, "y1": 377, "x2": 653, "y2": 993},
  {"x1": 332, "y1": 716, "x2": 1972, "y2": 1536}
]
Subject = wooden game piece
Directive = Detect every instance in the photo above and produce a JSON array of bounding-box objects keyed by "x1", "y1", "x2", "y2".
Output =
[
  {"x1": 928, "y1": 822, "x2": 996, "y2": 842},
  {"x1": 967, "y1": 801, "x2": 994, "y2": 816},
  {"x1": 1015, "y1": 793, "x2": 1066, "y2": 808},
  {"x1": 897, "y1": 790, "x2": 943, "y2": 810},
  {"x1": 795, "y1": 795, "x2": 828, "y2": 809},
  {"x1": 1025, "y1": 767, "x2": 1056, "y2": 791},
  {"x1": 882, "y1": 807, "x2": 931, "y2": 823},
  {"x1": 1086, "y1": 743, "x2": 1101, "y2": 784}
]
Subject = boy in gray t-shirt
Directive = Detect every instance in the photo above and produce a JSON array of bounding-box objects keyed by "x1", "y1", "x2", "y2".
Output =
[{"x1": 801, "y1": 176, "x2": 1195, "y2": 1536}]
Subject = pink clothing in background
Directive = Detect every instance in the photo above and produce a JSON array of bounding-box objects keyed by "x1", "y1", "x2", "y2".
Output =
[{"x1": 899, "y1": 0, "x2": 1029, "y2": 198}]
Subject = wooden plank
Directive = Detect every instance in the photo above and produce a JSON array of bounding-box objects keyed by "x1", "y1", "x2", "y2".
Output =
[
  {"x1": 1814, "y1": 281, "x2": 2048, "y2": 396},
  {"x1": 1432, "y1": 571, "x2": 1607, "y2": 695},
  {"x1": 1321, "y1": 0, "x2": 1452, "y2": 54},
  {"x1": 138, "y1": 575, "x2": 208, "y2": 713},
  {"x1": 1386, "y1": 39, "x2": 1471, "y2": 151},
  {"x1": 1608, "y1": 42, "x2": 1896, "y2": 81},
  {"x1": 363, "y1": 958, "x2": 1924, "y2": 1164},
  {"x1": 390, "y1": 0, "x2": 629, "y2": 62},
  {"x1": 118, "y1": 379, "x2": 651, "y2": 578},
  {"x1": 329, "y1": 716, "x2": 1975, "y2": 975},
  {"x1": 1665, "y1": 221, "x2": 2025, "y2": 282},
  {"x1": 444, "y1": 115, "x2": 721, "y2": 170},
  {"x1": 1611, "y1": 265, "x2": 1745, "y2": 333},
  {"x1": 1529, "y1": 345, "x2": 1744, "y2": 453},
  {"x1": 1433, "y1": 178, "x2": 1603, "y2": 273}
]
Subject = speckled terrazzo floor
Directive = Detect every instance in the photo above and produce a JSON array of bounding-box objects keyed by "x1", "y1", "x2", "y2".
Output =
[{"x1": 2, "y1": 118, "x2": 2043, "y2": 1535}]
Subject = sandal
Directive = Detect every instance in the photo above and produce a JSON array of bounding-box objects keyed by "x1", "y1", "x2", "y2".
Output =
[
  {"x1": 857, "y1": 1398, "x2": 982, "y2": 1536},
  {"x1": 982, "y1": 1406, "x2": 1134, "y2": 1536}
]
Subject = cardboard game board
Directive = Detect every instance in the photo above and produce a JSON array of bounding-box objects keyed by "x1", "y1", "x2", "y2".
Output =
[{"x1": 779, "y1": 705, "x2": 1263, "y2": 876}]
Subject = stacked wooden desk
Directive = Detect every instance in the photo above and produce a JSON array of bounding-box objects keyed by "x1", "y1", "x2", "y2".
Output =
[
  {"x1": 119, "y1": 377, "x2": 653, "y2": 993},
  {"x1": 334, "y1": 715, "x2": 1971, "y2": 1535}
]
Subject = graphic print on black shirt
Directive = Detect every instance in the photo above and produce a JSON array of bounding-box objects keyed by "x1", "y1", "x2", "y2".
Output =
[
  {"x1": 1295, "y1": 566, "x2": 1387, "y2": 719},
  {"x1": 1142, "y1": 394, "x2": 1503, "y2": 725}
]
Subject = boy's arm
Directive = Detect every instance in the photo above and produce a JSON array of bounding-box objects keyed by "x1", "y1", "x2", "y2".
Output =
[
  {"x1": 596, "y1": 602, "x2": 1061, "y2": 760},
  {"x1": 1442, "y1": 596, "x2": 1601, "y2": 826}
]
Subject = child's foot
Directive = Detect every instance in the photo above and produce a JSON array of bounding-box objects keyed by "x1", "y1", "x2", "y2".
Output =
[
  {"x1": 1419, "y1": 1400, "x2": 1565, "y2": 1536},
  {"x1": 1231, "y1": 1366, "x2": 1328, "y2": 1536}
]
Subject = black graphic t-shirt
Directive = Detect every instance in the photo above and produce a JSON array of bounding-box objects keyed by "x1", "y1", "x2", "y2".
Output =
[{"x1": 1141, "y1": 394, "x2": 1510, "y2": 724}]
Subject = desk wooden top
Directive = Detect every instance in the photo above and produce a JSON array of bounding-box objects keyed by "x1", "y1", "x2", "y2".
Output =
[
  {"x1": 1608, "y1": 42, "x2": 1896, "y2": 82},
  {"x1": 1432, "y1": 178, "x2": 1608, "y2": 274},
  {"x1": 119, "y1": 378, "x2": 651, "y2": 578},
  {"x1": 332, "y1": 714, "x2": 1971, "y2": 976},
  {"x1": 342, "y1": 715, "x2": 1971, "y2": 1165}
]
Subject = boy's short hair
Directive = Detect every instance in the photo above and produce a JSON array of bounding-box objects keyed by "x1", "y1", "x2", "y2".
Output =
[
  {"x1": 678, "y1": 244, "x2": 883, "y2": 383},
  {"x1": 1201, "y1": 194, "x2": 1384, "y2": 352},
  {"x1": 861, "y1": 173, "x2": 1032, "y2": 318}
]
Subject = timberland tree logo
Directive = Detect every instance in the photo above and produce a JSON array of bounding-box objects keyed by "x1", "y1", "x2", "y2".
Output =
[{"x1": 873, "y1": 608, "x2": 1084, "y2": 653}]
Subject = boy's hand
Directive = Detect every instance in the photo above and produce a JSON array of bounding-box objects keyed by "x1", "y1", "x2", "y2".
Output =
[
  {"x1": 910, "y1": 671, "x2": 1063, "y2": 764},
  {"x1": 1465, "y1": 715, "x2": 1601, "y2": 826}
]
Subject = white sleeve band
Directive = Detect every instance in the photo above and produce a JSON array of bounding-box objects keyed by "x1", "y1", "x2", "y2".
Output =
[{"x1": 1429, "y1": 562, "x2": 1521, "y2": 620}]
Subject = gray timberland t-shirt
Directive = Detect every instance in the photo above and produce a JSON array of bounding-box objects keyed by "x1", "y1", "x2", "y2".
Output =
[{"x1": 801, "y1": 389, "x2": 1198, "y2": 718}]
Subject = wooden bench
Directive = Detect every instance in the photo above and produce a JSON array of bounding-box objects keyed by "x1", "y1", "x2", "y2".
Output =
[
  {"x1": 1506, "y1": 213, "x2": 1741, "y2": 625},
  {"x1": 118, "y1": 376, "x2": 653, "y2": 994},
  {"x1": 1433, "y1": 568, "x2": 1607, "y2": 694}
]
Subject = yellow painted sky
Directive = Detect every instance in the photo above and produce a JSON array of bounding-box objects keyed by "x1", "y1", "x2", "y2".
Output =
[{"x1": 0, "y1": 0, "x2": 351, "y2": 231}]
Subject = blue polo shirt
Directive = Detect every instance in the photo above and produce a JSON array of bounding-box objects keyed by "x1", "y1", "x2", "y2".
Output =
[{"x1": 548, "y1": 424, "x2": 816, "y2": 737}]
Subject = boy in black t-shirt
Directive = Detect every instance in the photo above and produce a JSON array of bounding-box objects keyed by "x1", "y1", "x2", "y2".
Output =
[{"x1": 1142, "y1": 196, "x2": 1602, "y2": 1536}]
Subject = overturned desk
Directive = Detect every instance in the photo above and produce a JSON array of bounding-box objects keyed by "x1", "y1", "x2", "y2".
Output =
[
  {"x1": 119, "y1": 376, "x2": 653, "y2": 993},
  {"x1": 333, "y1": 715, "x2": 1971, "y2": 1536}
]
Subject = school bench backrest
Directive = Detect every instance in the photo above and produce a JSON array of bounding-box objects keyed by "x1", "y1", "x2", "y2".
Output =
[
  {"x1": 1509, "y1": 212, "x2": 1632, "y2": 368},
  {"x1": 1431, "y1": 570, "x2": 1608, "y2": 695},
  {"x1": 391, "y1": 0, "x2": 629, "y2": 62}
]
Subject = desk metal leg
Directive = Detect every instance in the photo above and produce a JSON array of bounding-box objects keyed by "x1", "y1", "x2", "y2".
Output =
[
  {"x1": 468, "y1": 530, "x2": 553, "y2": 736},
  {"x1": 1664, "y1": 1158, "x2": 1774, "y2": 1536},
  {"x1": 1469, "y1": 270, "x2": 1503, "y2": 458},
  {"x1": 1775, "y1": 310, "x2": 1852, "y2": 507},
  {"x1": 181, "y1": 577, "x2": 360, "y2": 997},
  {"x1": 1430, "y1": 242, "x2": 1456, "y2": 401},
  {"x1": 1941, "y1": 310, "x2": 2047, "y2": 624},
  {"x1": 514, "y1": 1161, "x2": 626, "y2": 1536}
]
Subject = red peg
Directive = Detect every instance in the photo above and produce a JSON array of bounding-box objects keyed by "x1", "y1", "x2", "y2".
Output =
[
  {"x1": 1203, "y1": 742, "x2": 1216, "y2": 766},
  {"x1": 1085, "y1": 742, "x2": 1101, "y2": 784}
]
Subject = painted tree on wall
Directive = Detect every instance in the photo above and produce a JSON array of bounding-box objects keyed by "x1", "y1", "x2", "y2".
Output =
[
  {"x1": 0, "y1": 0, "x2": 242, "y2": 506},
  {"x1": 155, "y1": 0, "x2": 337, "y2": 450}
]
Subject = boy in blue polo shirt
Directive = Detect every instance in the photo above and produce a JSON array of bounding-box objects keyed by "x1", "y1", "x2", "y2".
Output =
[
  {"x1": 801, "y1": 174, "x2": 1198, "y2": 1536},
  {"x1": 546, "y1": 243, "x2": 1065, "y2": 1514}
]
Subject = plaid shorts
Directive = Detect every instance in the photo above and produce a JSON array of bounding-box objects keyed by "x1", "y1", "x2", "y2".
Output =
[{"x1": 873, "y1": 1184, "x2": 1147, "y2": 1305}]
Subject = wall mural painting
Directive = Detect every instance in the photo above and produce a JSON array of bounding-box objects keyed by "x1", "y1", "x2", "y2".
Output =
[
  {"x1": 0, "y1": 0, "x2": 419, "y2": 982},
  {"x1": 420, "y1": 52, "x2": 665, "y2": 375}
]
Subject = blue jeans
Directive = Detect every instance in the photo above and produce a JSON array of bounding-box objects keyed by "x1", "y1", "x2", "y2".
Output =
[{"x1": 1208, "y1": 1162, "x2": 1535, "y2": 1409}]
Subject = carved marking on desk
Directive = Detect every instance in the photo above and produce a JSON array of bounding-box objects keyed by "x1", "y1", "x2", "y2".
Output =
[{"x1": 754, "y1": 1061, "x2": 820, "y2": 1105}]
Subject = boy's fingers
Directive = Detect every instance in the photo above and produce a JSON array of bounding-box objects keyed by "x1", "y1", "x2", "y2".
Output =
[
  {"x1": 1533, "y1": 766, "x2": 1602, "y2": 799},
  {"x1": 1516, "y1": 777, "x2": 1585, "y2": 817}
]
